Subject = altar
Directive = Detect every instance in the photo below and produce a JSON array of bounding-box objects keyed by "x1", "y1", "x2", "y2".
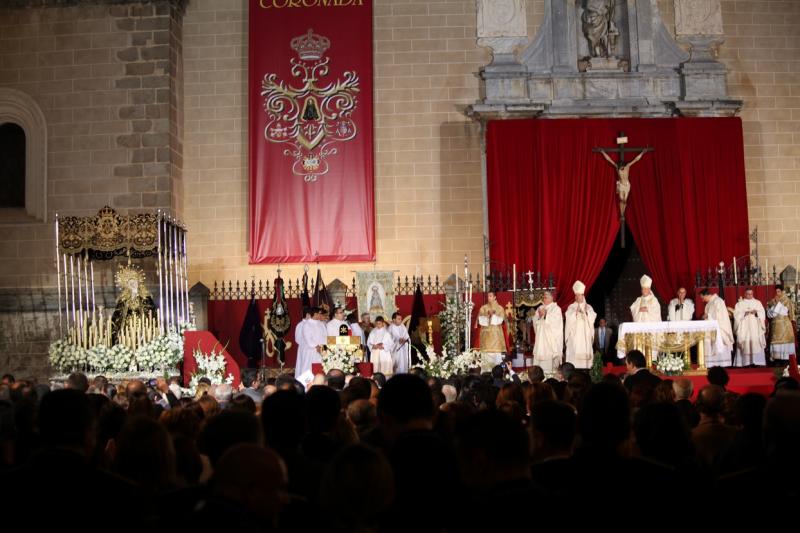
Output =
[{"x1": 616, "y1": 320, "x2": 725, "y2": 369}]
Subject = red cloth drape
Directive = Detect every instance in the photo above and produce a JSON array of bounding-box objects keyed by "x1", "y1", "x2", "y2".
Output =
[
  {"x1": 487, "y1": 120, "x2": 620, "y2": 305},
  {"x1": 487, "y1": 118, "x2": 749, "y2": 304},
  {"x1": 208, "y1": 296, "x2": 358, "y2": 368}
]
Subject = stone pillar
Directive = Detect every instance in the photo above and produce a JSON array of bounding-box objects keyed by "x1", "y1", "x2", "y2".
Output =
[
  {"x1": 476, "y1": 0, "x2": 528, "y2": 102},
  {"x1": 674, "y1": 0, "x2": 727, "y2": 101},
  {"x1": 110, "y1": 1, "x2": 184, "y2": 214}
]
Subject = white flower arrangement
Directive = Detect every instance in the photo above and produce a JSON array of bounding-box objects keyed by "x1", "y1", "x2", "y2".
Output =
[
  {"x1": 87, "y1": 344, "x2": 111, "y2": 371},
  {"x1": 452, "y1": 348, "x2": 484, "y2": 374},
  {"x1": 655, "y1": 353, "x2": 685, "y2": 376},
  {"x1": 109, "y1": 344, "x2": 134, "y2": 372},
  {"x1": 48, "y1": 331, "x2": 184, "y2": 375},
  {"x1": 439, "y1": 297, "x2": 466, "y2": 356},
  {"x1": 413, "y1": 345, "x2": 457, "y2": 378},
  {"x1": 185, "y1": 344, "x2": 234, "y2": 394},
  {"x1": 322, "y1": 345, "x2": 355, "y2": 374}
]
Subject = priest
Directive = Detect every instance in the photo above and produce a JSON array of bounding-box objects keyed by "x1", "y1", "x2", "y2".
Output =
[
  {"x1": 733, "y1": 289, "x2": 766, "y2": 367},
  {"x1": 565, "y1": 281, "x2": 597, "y2": 369},
  {"x1": 293, "y1": 307, "x2": 312, "y2": 377},
  {"x1": 667, "y1": 287, "x2": 695, "y2": 322},
  {"x1": 326, "y1": 306, "x2": 351, "y2": 337},
  {"x1": 630, "y1": 275, "x2": 661, "y2": 322},
  {"x1": 389, "y1": 312, "x2": 411, "y2": 374},
  {"x1": 700, "y1": 289, "x2": 733, "y2": 367},
  {"x1": 478, "y1": 291, "x2": 507, "y2": 371},
  {"x1": 767, "y1": 285, "x2": 796, "y2": 363},
  {"x1": 532, "y1": 291, "x2": 564, "y2": 375},
  {"x1": 299, "y1": 307, "x2": 327, "y2": 376},
  {"x1": 367, "y1": 316, "x2": 395, "y2": 375}
]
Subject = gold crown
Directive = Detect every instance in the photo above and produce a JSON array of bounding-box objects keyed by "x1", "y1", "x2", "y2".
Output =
[
  {"x1": 115, "y1": 264, "x2": 148, "y2": 294},
  {"x1": 291, "y1": 29, "x2": 330, "y2": 61}
]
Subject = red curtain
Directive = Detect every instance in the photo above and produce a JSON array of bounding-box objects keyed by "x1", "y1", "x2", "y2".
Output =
[
  {"x1": 487, "y1": 118, "x2": 749, "y2": 304},
  {"x1": 487, "y1": 120, "x2": 620, "y2": 305}
]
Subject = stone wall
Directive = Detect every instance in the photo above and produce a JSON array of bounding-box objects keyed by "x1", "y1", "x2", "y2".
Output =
[
  {"x1": 0, "y1": 1, "x2": 183, "y2": 290},
  {"x1": 182, "y1": 0, "x2": 489, "y2": 286}
]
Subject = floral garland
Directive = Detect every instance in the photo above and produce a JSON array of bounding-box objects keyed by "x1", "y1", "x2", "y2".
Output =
[
  {"x1": 322, "y1": 345, "x2": 355, "y2": 374},
  {"x1": 439, "y1": 296, "x2": 466, "y2": 357},
  {"x1": 655, "y1": 353, "x2": 685, "y2": 376},
  {"x1": 48, "y1": 331, "x2": 184, "y2": 375}
]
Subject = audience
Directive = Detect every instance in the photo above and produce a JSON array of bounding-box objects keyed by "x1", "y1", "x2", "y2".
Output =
[{"x1": 0, "y1": 360, "x2": 793, "y2": 528}]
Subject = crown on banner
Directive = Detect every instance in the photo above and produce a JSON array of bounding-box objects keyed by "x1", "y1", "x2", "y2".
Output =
[{"x1": 291, "y1": 29, "x2": 331, "y2": 61}]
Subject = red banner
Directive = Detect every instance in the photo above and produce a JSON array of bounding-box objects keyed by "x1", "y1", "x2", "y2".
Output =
[{"x1": 248, "y1": 0, "x2": 375, "y2": 263}]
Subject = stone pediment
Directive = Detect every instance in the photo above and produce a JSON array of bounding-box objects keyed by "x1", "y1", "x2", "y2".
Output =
[{"x1": 469, "y1": 0, "x2": 742, "y2": 119}]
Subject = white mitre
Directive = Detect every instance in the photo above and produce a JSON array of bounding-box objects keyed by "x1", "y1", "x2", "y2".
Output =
[
  {"x1": 572, "y1": 280, "x2": 586, "y2": 295},
  {"x1": 640, "y1": 275, "x2": 653, "y2": 289}
]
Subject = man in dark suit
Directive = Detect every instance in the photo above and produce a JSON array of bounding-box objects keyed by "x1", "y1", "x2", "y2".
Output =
[
  {"x1": 623, "y1": 350, "x2": 661, "y2": 392},
  {"x1": 594, "y1": 318, "x2": 615, "y2": 364}
]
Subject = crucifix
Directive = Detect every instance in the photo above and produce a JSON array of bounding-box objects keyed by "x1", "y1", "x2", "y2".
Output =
[
  {"x1": 592, "y1": 132, "x2": 654, "y2": 247},
  {"x1": 524, "y1": 270, "x2": 535, "y2": 291}
]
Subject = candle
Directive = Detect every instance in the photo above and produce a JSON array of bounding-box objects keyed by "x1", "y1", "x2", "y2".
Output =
[
  {"x1": 482, "y1": 263, "x2": 486, "y2": 292},
  {"x1": 733, "y1": 256, "x2": 738, "y2": 285},
  {"x1": 512, "y1": 264, "x2": 516, "y2": 293},
  {"x1": 765, "y1": 258, "x2": 768, "y2": 282}
]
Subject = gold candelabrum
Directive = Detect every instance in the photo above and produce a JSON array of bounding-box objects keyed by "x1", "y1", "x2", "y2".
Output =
[
  {"x1": 68, "y1": 306, "x2": 113, "y2": 349},
  {"x1": 117, "y1": 310, "x2": 160, "y2": 351}
]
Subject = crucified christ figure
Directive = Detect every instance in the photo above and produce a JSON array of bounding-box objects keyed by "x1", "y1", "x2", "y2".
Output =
[{"x1": 597, "y1": 148, "x2": 649, "y2": 219}]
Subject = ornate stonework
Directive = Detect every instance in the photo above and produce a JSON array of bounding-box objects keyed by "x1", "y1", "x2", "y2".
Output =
[
  {"x1": 675, "y1": 0, "x2": 724, "y2": 36},
  {"x1": 477, "y1": 0, "x2": 526, "y2": 38},
  {"x1": 469, "y1": 0, "x2": 740, "y2": 119},
  {"x1": 476, "y1": 0, "x2": 527, "y2": 67}
]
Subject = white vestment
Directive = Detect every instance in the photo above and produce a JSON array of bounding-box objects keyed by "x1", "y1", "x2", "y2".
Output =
[
  {"x1": 293, "y1": 319, "x2": 309, "y2": 376},
  {"x1": 667, "y1": 298, "x2": 695, "y2": 321},
  {"x1": 704, "y1": 294, "x2": 733, "y2": 367},
  {"x1": 301, "y1": 319, "x2": 327, "y2": 374},
  {"x1": 532, "y1": 302, "x2": 564, "y2": 374},
  {"x1": 326, "y1": 319, "x2": 350, "y2": 338},
  {"x1": 367, "y1": 327, "x2": 395, "y2": 375},
  {"x1": 733, "y1": 298, "x2": 766, "y2": 367},
  {"x1": 565, "y1": 301, "x2": 597, "y2": 369},
  {"x1": 350, "y1": 322, "x2": 365, "y2": 347},
  {"x1": 388, "y1": 323, "x2": 411, "y2": 374},
  {"x1": 630, "y1": 294, "x2": 662, "y2": 322}
]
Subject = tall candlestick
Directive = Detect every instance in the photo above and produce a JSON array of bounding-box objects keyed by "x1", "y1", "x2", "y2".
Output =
[
  {"x1": 482, "y1": 263, "x2": 486, "y2": 293},
  {"x1": 512, "y1": 264, "x2": 516, "y2": 293}
]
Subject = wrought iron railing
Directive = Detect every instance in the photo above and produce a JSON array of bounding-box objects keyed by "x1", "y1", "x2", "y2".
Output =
[{"x1": 207, "y1": 270, "x2": 555, "y2": 300}]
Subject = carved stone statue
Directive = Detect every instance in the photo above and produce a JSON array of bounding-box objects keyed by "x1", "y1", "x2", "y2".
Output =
[{"x1": 582, "y1": 0, "x2": 617, "y2": 58}]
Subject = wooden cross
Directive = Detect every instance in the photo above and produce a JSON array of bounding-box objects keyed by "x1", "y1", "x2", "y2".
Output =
[{"x1": 592, "y1": 132, "x2": 654, "y2": 248}]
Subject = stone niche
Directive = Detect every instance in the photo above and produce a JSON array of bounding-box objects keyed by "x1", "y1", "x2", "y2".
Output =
[{"x1": 469, "y1": 0, "x2": 741, "y2": 119}]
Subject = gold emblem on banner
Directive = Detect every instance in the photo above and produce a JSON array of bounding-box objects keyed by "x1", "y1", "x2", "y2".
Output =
[{"x1": 261, "y1": 29, "x2": 359, "y2": 182}]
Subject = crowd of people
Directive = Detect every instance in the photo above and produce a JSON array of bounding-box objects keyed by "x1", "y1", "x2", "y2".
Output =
[{"x1": 1, "y1": 354, "x2": 799, "y2": 530}]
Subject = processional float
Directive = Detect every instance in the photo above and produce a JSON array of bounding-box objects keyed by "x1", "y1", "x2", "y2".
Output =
[{"x1": 54, "y1": 206, "x2": 189, "y2": 353}]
